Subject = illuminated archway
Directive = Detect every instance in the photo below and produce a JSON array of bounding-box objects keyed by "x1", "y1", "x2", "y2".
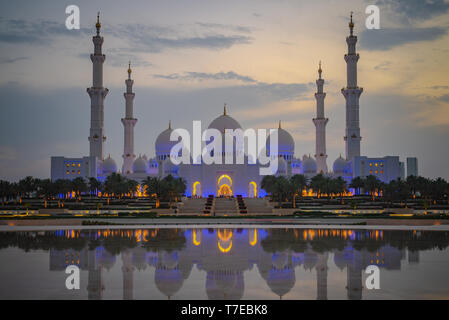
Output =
[
  {"x1": 249, "y1": 229, "x2": 258, "y2": 246},
  {"x1": 248, "y1": 181, "x2": 257, "y2": 198},
  {"x1": 193, "y1": 229, "x2": 201, "y2": 246},
  {"x1": 217, "y1": 174, "x2": 233, "y2": 196},
  {"x1": 217, "y1": 229, "x2": 233, "y2": 253},
  {"x1": 192, "y1": 181, "x2": 201, "y2": 197}
]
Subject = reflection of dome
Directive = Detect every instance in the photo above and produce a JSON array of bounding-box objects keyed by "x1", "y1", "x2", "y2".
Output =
[
  {"x1": 98, "y1": 248, "x2": 116, "y2": 270},
  {"x1": 333, "y1": 155, "x2": 347, "y2": 174},
  {"x1": 154, "y1": 267, "x2": 184, "y2": 298},
  {"x1": 206, "y1": 270, "x2": 244, "y2": 300},
  {"x1": 333, "y1": 250, "x2": 347, "y2": 270},
  {"x1": 266, "y1": 122, "x2": 294, "y2": 156},
  {"x1": 102, "y1": 155, "x2": 117, "y2": 174},
  {"x1": 303, "y1": 251, "x2": 318, "y2": 270},
  {"x1": 133, "y1": 156, "x2": 148, "y2": 174},
  {"x1": 302, "y1": 155, "x2": 317, "y2": 174},
  {"x1": 272, "y1": 252, "x2": 288, "y2": 270},
  {"x1": 160, "y1": 251, "x2": 179, "y2": 269},
  {"x1": 267, "y1": 267, "x2": 295, "y2": 298},
  {"x1": 155, "y1": 122, "x2": 179, "y2": 157}
]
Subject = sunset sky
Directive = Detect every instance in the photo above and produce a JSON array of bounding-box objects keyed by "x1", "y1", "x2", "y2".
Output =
[{"x1": 0, "y1": 0, "x2": 449, "y2": 181}]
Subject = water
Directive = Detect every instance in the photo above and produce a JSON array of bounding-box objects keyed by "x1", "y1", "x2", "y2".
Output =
[{"x1": 0, "y1": 227, "x2": 448, "y2": 300}]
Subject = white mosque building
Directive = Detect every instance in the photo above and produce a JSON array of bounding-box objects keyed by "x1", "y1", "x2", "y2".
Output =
[{"x1": 51, "y1": 13, "x2": 418, "y2": 197}]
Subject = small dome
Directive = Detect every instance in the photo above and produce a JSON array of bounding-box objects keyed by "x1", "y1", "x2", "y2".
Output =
[
  {"x1": 267, "y1": 122, "x2": 294, "y2": 156},
  {"x1": 302, "y1": 155, "x2": 317, "y2": 174},
  {"x1": 102, "y1": 155, "x2": 117, "y2": 174},
  {"x1": 133, "y1": 156, "x2": 148, "y2": 174},
  {"x1": 155, "y1": 122, "x2": 180, "y2": 156},
  {"x1": 333, "y1": 155, "x2": 347, "y2": 174}
]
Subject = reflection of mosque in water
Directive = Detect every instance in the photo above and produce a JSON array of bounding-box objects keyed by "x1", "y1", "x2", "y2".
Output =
[{"x1": 12, "y1": 228, "x2": 445, "y2": 300}]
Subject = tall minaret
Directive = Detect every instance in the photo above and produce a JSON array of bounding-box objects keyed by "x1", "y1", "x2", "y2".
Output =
[
  {"x1": 313, "y1": 61, "x2": 329, "y2": 173},
  {"x1": 87, "y1": 12, "x2": 109, "y2": 161},
  {"x1": 121, "y1": 62, "x2": 137, "y2": 175},
  {"x1": 342, "y1": 12, "x2": 363, "y2": 160}
]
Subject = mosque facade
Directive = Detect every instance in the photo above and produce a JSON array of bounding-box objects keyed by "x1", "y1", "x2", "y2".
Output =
[{"x1": 50, "y1": 13, "x2": 418, "y2": 197}]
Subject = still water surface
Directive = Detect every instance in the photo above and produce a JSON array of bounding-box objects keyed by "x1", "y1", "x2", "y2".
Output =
[{"x1": 0, "y1": 227, "x2": 448, "y2": 299}]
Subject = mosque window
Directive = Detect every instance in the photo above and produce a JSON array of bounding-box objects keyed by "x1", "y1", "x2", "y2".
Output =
[
  {"x1": 78, "y1": 163, "x2": 81, "y2": 167},
  {"x1": 72, "y1": 170, "x2": 75, "y2": 174},
  {"x1": 72, "y1": 163, "x2": 75, "y2": 167},
  {"x1": 375, "y1": 163, "x2": 378, "y2": 167},
  {"x1": 66, "y1": 164, "x2": 70, "y2": 167},
  {"x1": 66, "y1": 171, "x2": 69, "y2": 175},
  {"x1": 369, "y1": 163, "x2": 372, "y2": 167},
  {"x1": 77, "y1": 170, "x2": 80, "y2": 174},
  {"x1": 369, "y1": 170, "x2": 373, "y2": 174}
]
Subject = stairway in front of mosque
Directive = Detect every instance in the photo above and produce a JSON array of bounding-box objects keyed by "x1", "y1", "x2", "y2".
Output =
[
  {"x1": 180, "y1": 198, "x2": 206, "y2": 214},
  {"x1": 213, "y1": 197, "x2": 238, "y2": 216},
  {"x1": 244, "y1": 198, "x2": 274, "y2": 214}
]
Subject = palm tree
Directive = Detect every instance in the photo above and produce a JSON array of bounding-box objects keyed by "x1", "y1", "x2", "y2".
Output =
[
  {"x1": 88, "y1": 177, "x2": 102, "y2": 196},
  {"x1": 364, "y1": 175, "x2": 381, "y2": 201},
  {"x1": 289, "y1": 174, "x2": 308, "y2": 208},
  {"x1": 126, "y1": 179, "x2": 140, "y2": 197},
  {"x1": 333, "y1": 177, "x2": 347, "y2": 203},
  {"x1": 350, "y1": 176, "x2": 365, "y2": 195},
  {"x1": 309, "y1": 174, "x2": 326, "y2": 198},
  {"x1": 273, "y1": 176, "x2": 290, "y2": 207},
  {"x1": 261, "y1": 175, "x2": 277, "y2": 199},
  {"x1": 72, "y1": 177, "x2": 88, "y2": 198}
]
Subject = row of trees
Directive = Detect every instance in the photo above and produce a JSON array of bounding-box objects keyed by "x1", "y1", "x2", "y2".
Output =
[
  {"x1": 0, "y1": 174, "x2": 187, "y2": 207},
  {"x1": 261, "y1": 174, "x2": 348, "y2": 207},
  {"x1": 350, "y1": 175, "x2": 449, "y2": 204},
  {"x1": 261, "y1": 174, "x2": 449, "y2": 207}
]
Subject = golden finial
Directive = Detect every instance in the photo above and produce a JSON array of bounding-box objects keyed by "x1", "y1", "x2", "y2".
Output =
[
  {"x1": 168, "y1": 120, "x2": 172, "y2": 130},
  {"x1": 278, "y1": 120, "x2": 282, "y2": 129},
  {"x1": 223, "y1": 103, "x2": 227, "y2": 116},
  {"x1": 349, "y1": 11, "x2": 354, "y2": 34},
  {"x1": 96, "y1": 12, "x2": 101, "y2": 32},
  {"x1": 127, "y1": 61, "x2": 132, "y2": 78},
  {"x1": 318, "y1": 61, "x2": 322, "y2": 78}
]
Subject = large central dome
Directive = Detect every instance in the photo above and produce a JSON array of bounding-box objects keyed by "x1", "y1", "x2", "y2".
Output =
[{"x1": 208, "y1": 106, "x2": 241, "y2": 132}]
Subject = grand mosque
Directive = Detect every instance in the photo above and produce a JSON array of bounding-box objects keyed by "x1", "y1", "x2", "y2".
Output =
[{"x1": 51, "y1": 13, "x2": 418, "y2": 197}]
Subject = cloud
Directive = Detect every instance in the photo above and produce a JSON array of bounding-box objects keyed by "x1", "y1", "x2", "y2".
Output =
[
  {"x1": 0, "y1": 56, "x2": 28, "y2": 64},
  {"x1": 359, "y1": 27, "x2": 448, "y2": 50},
  {"x1": 194, "y1": 22, "x2": 252, "y2": 34},
  {"x1": 152, "y1": 71, "x2": 310, "y2": 101},
  {"x1": 0, "y1": 17, "x2": 252, "y2": 52},
  {"x1": 438, "y1": 94, "x2": 449, "y2": 103},
  {"x1": 374, "y1": 61, "x2": 391, "y2": 70},
  {"x1": 153, "y1": 71, "x2": 257, "y2": 83},
  {"x1": 374, "y1": 0, "x2": 449, "y2": 23},
  {"x1": 0, "y1": 17, "x2": 90, "y2": 44}
]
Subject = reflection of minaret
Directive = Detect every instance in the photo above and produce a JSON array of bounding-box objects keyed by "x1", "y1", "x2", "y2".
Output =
[
  {"x1": 342, "y1": 12, "x2": 363, "y2": 160},
  {"x1": 122, "y1": 250, "x2": 134, "y2": 300},
  {"x1": 87, "y1": 249, "x2": 104, "y2": 300},
  {"x1": 316, "y1": 253, "x2": 328, "y2": 300},
  {"x1": 346, "y1": 264, "x2": 362, "y2": 300},
  {"x1": 313, "y1": 61, "x2": 329, "y2": 173},
  {"x1": 121, "y1": 62, "x2": 137, "y2": 175},
  {"x1": 87, "y1": 12, "x2": 109, "y2": 161}
]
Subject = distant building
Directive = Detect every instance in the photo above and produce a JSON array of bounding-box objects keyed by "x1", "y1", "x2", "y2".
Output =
[
  {"x1": 407, "y1": 157, "x2": 418, "y2": 177},
  {"x1": 400, "y1": 162, "x2": 405, "y2": 180}
]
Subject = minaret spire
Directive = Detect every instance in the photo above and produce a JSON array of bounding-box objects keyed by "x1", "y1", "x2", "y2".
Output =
[
  {"x1": 313, "y1": 61, "x2": 329, "y2": 173},
  {"x1": 88, "y1": 12, "x2": 109, "y2": 161},
  {"x1": 121, "y1": 62, "x2": 137, "y2": 175},
  {"x1": 223, "y1": 103, "x2": 227, "y2": 116},
  {"x1": 342, "y1": 11, "x2": 363, "y2": 160}
]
